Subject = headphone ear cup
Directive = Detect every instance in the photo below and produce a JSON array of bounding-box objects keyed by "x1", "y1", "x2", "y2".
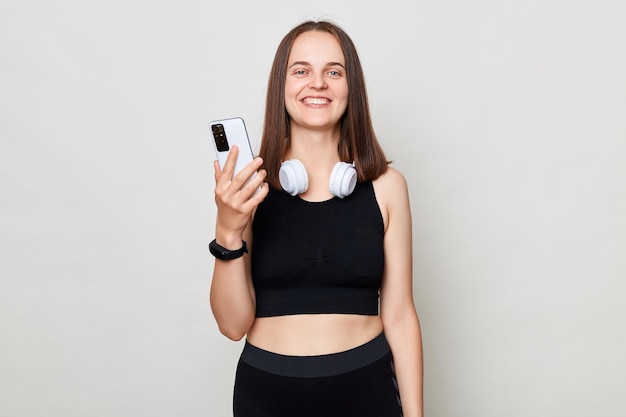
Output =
[
  {"x1": 329, "y1": 162, "x2": 357, "y2": 198},
  {"x1": 279, "y1": 159, "x2": 309, "y2": 196}
]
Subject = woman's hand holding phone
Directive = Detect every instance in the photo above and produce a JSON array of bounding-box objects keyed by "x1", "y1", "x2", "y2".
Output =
[
  {"x1": 210, "y1": 117, "x2": 268, "y2": 247},
  {"x1": 213, "y1": 145, "x2": 268, "y2": 248}
]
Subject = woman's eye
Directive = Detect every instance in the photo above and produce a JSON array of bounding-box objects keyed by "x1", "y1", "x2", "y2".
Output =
[
  {"x1": 294, "y1": 69, "x2": 308, "y2": 76},
  {"x1": 328, "y1": 70, "x2": 342, "y2": 77}
]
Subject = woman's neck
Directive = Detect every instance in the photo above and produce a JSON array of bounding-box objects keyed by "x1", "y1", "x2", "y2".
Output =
[
  {"x1": 286, "y1": 125, "x2": 340, "y2": 162},
  {"x1": 285, "y1": 127, "x2": 342, "y2": 201}
]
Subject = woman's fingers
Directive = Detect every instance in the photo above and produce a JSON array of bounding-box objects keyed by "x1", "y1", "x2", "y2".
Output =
[
  {"x1": 215, "y1": 145, "x2": 263, "y2": 189},
  {"x1": 214, "y1": 147, "x2": 267, "y2": 212},
  {"x1": 230, "y1": 156, "x2": 263, "y2": 189},
  {"x1": 214, "y1": 146, "x2": 239, "y2": 184},
  {"x1": 240, "y1": 169, "x2": 269, "y2": 209},
  {"x1": 221, "y1": 145, "x2": 239, "y2": 177}
]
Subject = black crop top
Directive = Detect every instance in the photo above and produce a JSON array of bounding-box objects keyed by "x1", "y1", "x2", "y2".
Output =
[{"x1": 251, "y1": 181, "x2": 385, "y2": 317}]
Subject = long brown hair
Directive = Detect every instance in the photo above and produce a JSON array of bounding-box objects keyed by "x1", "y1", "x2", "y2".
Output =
[{"x1": 259, "y1": 21, "x2": 389, "y2": 189}]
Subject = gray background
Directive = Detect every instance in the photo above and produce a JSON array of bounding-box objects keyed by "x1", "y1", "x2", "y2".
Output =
[{"x1": 1, "y1": 0, "x2": 624, "y2": 416}]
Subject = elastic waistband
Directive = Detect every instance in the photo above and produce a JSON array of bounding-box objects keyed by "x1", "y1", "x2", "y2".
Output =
[{"x1": 240, "y1": 332, "x2": 390, "y2": 378}]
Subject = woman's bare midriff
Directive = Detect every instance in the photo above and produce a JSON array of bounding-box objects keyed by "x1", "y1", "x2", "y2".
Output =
[{"x1": 246, "y1": 314, "x2": 384, "y2": 356}]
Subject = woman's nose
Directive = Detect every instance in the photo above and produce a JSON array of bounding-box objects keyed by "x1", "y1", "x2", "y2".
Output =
[{"x1": 309, "y1": 72, "x2": 327, "y2": 90}]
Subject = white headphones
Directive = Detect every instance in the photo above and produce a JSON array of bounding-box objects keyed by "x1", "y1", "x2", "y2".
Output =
[{"x1": 279, "y1": 159, "x2": 357, "y2": 198}]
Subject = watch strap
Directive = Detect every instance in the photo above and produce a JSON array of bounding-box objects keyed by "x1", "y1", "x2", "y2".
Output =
[{"x1": 209, "y1": 239, "x2": 248, "y2": 260}]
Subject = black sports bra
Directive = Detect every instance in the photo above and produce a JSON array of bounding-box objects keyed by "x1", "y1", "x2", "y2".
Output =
[{"x1": 251, "y1": 181, "x2": 385, "y2": 317}]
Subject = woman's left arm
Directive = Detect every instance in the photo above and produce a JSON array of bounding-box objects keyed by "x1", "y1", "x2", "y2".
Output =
[{"x1": 375, "y1": 167, "x2": 424, "y2": 417}]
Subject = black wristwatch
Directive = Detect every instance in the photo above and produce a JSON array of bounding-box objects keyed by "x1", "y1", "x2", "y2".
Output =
[{"x1": 209, "y1": 239, "x2": 248, "y2": 260}]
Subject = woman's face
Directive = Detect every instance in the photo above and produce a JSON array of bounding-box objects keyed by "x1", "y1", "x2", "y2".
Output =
[{"x1": 284, "y1": 31, "x2": 348, "y2": 133}]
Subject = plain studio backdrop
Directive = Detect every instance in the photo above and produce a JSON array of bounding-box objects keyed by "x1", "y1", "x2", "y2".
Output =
[{"x1": 1, "y1": 1, "x2": 624, "y2": 416}]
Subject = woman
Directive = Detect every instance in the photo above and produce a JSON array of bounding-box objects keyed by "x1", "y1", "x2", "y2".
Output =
[{"x1": 210, "y1": 20, "x2": 423, "y2": 417}]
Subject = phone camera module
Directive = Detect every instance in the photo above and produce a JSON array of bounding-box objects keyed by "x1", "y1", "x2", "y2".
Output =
[{"x1": 212, "y1": 123, "x2": 230, "y2": 152}]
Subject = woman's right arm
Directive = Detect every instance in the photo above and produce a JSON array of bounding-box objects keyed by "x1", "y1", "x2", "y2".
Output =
[{"x1": 209, "y1": 146, "x2": 269, "y2": 341}]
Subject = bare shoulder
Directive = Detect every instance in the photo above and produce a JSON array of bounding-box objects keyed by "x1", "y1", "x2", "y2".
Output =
[
  {"x1": 372, "y1": 166, "x2": 409, "y2": 202},
  {"x1": 372, "y1": 166, "x2": 411, "y2": 230}
]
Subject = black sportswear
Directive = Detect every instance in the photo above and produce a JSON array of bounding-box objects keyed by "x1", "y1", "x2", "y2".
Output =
[
  {"x1": 233, "y1": 333, "x2": 403, "y2": 417},
  {"x1": 251, "y1": 181, "x2": 385, "y2": 317}
]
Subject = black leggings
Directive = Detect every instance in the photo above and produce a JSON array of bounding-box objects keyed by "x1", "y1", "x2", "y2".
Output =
[{"x1": 233, "y1": 333, "x2": 403, "y2": 417}]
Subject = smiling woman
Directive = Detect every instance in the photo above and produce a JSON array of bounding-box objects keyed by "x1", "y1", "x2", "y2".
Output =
[{"x1": 209, "y1": 20, "x2": 423, "y2": 417}]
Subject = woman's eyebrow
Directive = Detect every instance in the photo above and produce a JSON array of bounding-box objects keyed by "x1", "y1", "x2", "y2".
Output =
[
  {"x1": 327, "y1": 61, "x2": 346, "y2": 69},
  {"x1": 288, "y1": 61, "x2": 346, "y2": 69}
]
